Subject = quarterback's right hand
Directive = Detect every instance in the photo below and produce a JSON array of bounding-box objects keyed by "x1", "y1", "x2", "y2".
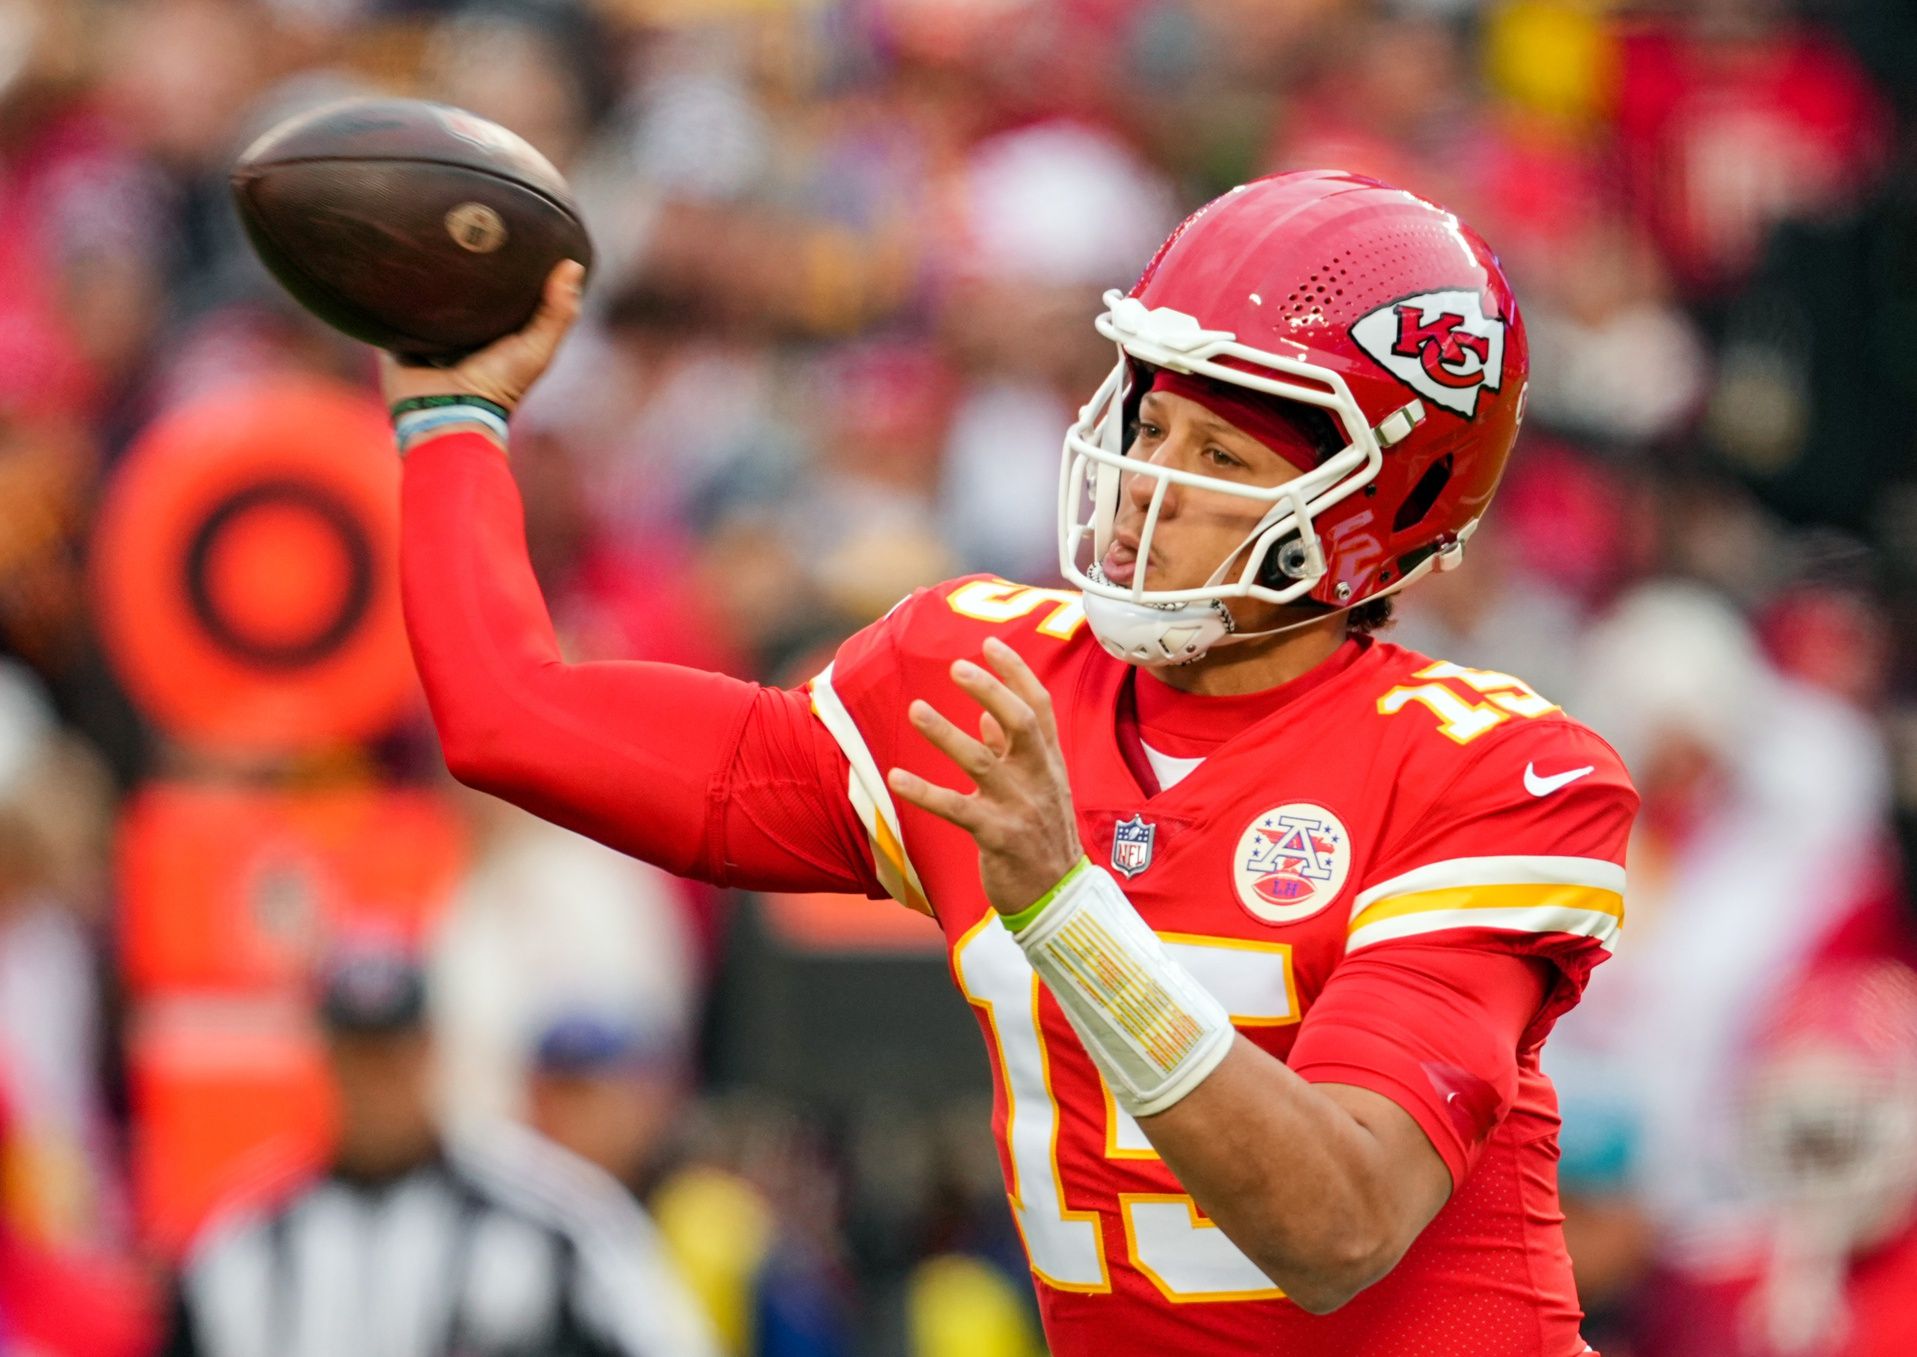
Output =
[{"x1": 379, "y1": 259, "x2": 585, "y2": 415}]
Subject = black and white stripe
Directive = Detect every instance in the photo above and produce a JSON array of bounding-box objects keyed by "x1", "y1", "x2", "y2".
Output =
[{"x1": 165, "y1": 1124, "x2": 717, "y2": 1357}]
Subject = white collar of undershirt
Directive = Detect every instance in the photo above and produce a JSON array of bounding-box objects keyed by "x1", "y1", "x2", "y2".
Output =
[{"x1": 1139, "y1": 740, "x2": 1205, "y2": 791}]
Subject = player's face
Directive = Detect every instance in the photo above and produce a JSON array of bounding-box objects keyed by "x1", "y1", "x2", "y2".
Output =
[{"x1": 1103, "y1": 389, "x2": 1306, "y2": 598}]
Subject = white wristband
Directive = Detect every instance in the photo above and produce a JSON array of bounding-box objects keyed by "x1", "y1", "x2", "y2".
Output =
[
  {"x1": 1010, "y1": 862, "x2": 1234, "y2": 1118},
  {"x1": 394, "y1": 405, "x2": 509, "y2": 455}
]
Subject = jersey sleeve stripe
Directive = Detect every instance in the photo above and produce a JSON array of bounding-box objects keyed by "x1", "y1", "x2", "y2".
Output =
[
  {"x1": 809, "y1": 663, "x2": 933, "y2": 917},
  {"x1": 1347, "y1": 901, "x2": 1621, "y2": 953},
  {"x1": 1349, "y1": 881, "x2": 1623, "y2": 932},
  {"x1": 1351, "y1": 855, "x2": 1626, "y2": 914}
]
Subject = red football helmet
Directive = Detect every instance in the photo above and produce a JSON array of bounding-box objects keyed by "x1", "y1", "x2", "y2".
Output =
[{"x1": 1059, "y1": 170, "x2": 1529, "y2": 663}]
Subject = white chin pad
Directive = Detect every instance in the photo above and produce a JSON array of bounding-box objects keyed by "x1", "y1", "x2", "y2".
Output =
[{"x1": 1082, "y1": 589, "x2": 1233, "y2": 665}]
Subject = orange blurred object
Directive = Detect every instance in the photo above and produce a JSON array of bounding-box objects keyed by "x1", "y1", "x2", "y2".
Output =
[
  {"x1": 127, "y1": 996, "x2": 334, "y2": 1257},
  {"x1": 117, "y1": 783, "x2": 466, "y2": 1249},
  {"x1": 92, "y1": 379, "x2": 415, "y2": 755},
  {"x1": 118, "y1": 783, "x2": 466, "y2": 994}
]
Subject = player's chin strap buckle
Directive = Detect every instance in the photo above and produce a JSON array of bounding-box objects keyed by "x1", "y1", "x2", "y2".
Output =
[{"x1": 1431, "y1": 517, "x2": 1481, "y2": 574}]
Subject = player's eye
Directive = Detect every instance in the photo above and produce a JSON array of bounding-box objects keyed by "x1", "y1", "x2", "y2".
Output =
[
  {"x1": 1203, "y1": 445, "x2": 1246, "y2": 470},
  {"x1": 1125, "y1": 420, "x2": 1163, "y2": 455}
]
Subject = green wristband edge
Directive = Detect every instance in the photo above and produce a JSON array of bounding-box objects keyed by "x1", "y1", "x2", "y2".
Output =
[{"x1": 1002, "y1": 856, "x2": 1093, "y2": 935}]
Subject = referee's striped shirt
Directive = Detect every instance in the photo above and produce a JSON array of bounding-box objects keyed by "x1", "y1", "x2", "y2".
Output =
[{"x1": 163, "y1": 1123, "x2": 720, "y2": 1357}]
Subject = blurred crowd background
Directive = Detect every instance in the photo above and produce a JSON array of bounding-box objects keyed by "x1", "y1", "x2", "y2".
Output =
[{"x1": 2, "y1": 0, "x2": 1917, "y2": 1353}]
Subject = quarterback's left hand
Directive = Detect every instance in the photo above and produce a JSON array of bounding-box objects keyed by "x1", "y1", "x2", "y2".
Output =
[{"x1": 889, "y1": 636, "x2": 1086, "y2": 915}]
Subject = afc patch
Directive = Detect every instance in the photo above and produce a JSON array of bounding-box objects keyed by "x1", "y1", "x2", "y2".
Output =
[
  {"x1": 1231, "y1": 803, "x2": 1351, "y2": 925},
  {"x1": 1110, "y1": 814, "x2": 1156, "y2": 879}
]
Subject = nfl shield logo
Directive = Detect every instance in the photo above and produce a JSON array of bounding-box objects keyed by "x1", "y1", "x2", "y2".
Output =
[{"x1": 1111, "y1": 815, "x2": 1156, "y2": 879}]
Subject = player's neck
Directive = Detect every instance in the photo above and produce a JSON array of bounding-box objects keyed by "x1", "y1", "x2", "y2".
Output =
[{"x1": 1147, "y1": 614, "x2": 1350, "y2": 696}]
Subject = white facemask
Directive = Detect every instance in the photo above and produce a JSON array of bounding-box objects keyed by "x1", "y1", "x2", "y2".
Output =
[{"x1": 1057, "y1": 292, "x2": 1432, "y2": 666}]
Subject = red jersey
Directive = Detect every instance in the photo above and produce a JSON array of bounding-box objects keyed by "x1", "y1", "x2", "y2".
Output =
[
  {"x1": 811, "y1": 577, "x2": 1633, "y2": 1355},
  {"x1": 398, "y1": 436, "x2": 1635, "y2": 1357}
]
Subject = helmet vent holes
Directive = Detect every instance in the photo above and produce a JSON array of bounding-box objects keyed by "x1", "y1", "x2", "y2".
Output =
[
  {"x1": 1308, "y1": 253, "x2": 1355, "y2": 307},
  {"x1": 1393, "y1": 455, "x2": 1453, "y2": 533}
]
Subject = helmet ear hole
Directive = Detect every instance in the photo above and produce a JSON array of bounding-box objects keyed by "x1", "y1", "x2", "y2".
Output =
[
  {"x1": 1393, "y1": 454, "x2": 1453, "y2": 533},
  {"x1": 1256, "y1": 536, "x2": 1314, "y2": 589}
]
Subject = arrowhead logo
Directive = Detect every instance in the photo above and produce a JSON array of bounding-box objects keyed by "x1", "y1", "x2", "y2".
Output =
[{"x1": 1351, "y1": 290, "x2": 1506, "y2": 418}]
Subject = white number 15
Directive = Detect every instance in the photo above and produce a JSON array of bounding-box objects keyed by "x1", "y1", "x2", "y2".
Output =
[{"x1": 954, "y1": 917, "x2": 1298, "y2": 1302}]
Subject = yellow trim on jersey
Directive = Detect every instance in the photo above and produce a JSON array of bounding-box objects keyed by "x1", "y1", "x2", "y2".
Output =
[
  {"x1": 1345, "y1": 856, "x2": 1625, "y2": 953},
  {"x1": 808, "y1": 664, "x2": 933, "y2": 917}
]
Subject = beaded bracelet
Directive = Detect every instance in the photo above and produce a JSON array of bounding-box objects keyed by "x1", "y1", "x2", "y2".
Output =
[{"x1": 389, "y1": 394, "x2": 512, "y2": 424}]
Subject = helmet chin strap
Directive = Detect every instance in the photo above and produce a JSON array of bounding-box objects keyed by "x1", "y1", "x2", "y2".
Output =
[
  {"x1": 1082, "y1": 586, "x2": 1374, "y2": 668},
  {"x1": 1081, "y1": 513, "x2": 1472, "y2": 669},
  {"x1": 1080, "y1": 579, "x2": 1236, "y2": 666}
]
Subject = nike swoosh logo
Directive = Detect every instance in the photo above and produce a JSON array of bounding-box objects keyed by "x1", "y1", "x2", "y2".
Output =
[{"x1": 1525, "y1": 762, "x2": 1596, "y2": 797}]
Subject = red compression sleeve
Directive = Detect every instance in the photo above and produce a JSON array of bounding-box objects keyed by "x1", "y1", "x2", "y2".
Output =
[
  {"x1": 1287, "y1": 946, "x2": 1550, "y2": 1188},
  {"x1": 399, "y1": 431, "x2": 878, "y2": 895}
]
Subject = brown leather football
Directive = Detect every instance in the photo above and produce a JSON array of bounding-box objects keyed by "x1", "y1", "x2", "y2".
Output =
[{"x1": 231, "y1": 98, "x2": 592, "y2": 364}]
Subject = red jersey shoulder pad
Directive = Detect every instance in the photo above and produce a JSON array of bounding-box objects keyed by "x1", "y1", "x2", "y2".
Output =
[
  {"x1": 1353, "y1": 656, "x2": 1639, "y2": 976},
  {"x1": 1367, "y1": 647, "x2": 1633, "y2": 798},
  {"x1": 805, "y1": 576, "x2": 1097, "y2": 920},
  {"x1": 1367, "y1": 708, "x2": 1637, "y2": 887}
]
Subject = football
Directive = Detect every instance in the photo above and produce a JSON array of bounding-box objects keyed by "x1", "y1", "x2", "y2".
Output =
[{"x1": 230, "y1": 97, "x2": 592, "y2": 364}]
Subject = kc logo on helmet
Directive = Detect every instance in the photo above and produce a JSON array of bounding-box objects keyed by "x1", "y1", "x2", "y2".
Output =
[{"x1": 1351, "y1": 290, "x2": 1505, "y2": 418}]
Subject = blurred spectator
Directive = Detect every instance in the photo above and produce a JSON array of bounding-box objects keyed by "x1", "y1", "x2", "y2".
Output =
[
  {"x1": 934, "y1": 119, "x2": 1176, "y2": 582},
  {"x1": 1271, "y1": 12, "x2": 1479, "y2": 201},
  {"x1": 162, "y1": 948, "x2": 717, "y2": 1357},
  {"x1": 528, "y1": 1013, "x2": 683, "y2": 1198},
  {"x1": 1639, "y1": 961, "x2": 1917, "y2": 1357},
  {"x1": 432, "y1": 794, "x2": 703, "y2": 1129},
  {"x1": 1388, "y1": 517, "x2": 1585, "y2": 702},
  {"x1": 0, "y1": 660, "x2": 120, "y2": 1251},
  {"x1": 1554, "y1": 1081, "x2": 1658, "y2": 1357},
  {"x1": 0, "y1": 0, "x2": 169, "y2": 428},
  {"x1": 1519, "y1": 216, "x2": 1708, "y2": 452},
  {"x1": 1612, "y1": 5, "x2": 1893, "y2": 300},
  {"x1": 418, "y1": 3, "x2": 612, "y2": 173},
  {"x1": 528, "y1": 1016, "x2": 856, "y2": 1357},
  {"x1": 1702, "y1": 154, "x2": 1917, "y2": 536},
  {"x1": 0, "y1": 657, "x2": 145, "y2": 1357},
  {"x1": 903, "y1": 1253, "x2": 1045, "y2": 1357},
  {"x1": 1549, "y1": 584, "x2": 1894, "y2": 1260}
]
